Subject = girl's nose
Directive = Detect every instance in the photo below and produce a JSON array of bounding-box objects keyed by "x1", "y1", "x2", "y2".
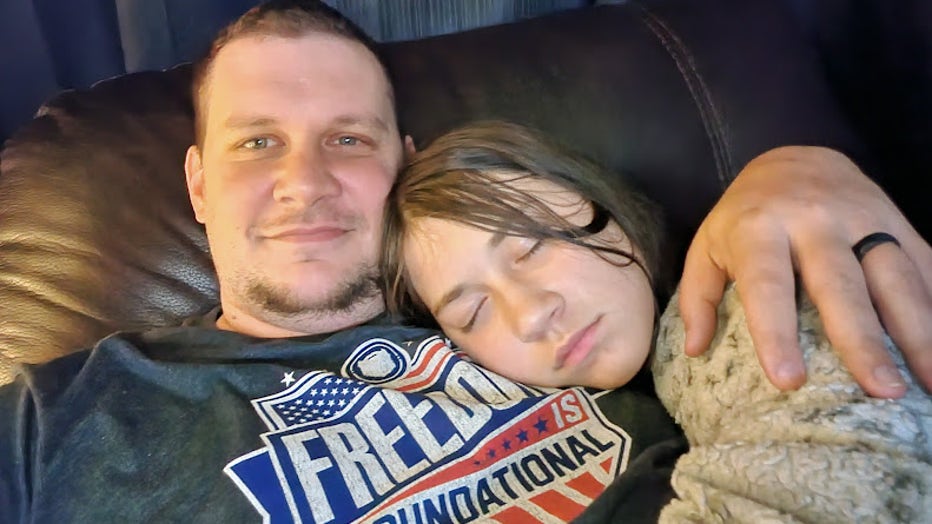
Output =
[{"x1": 506, "y1": 285, "x2": 564, "y2": 343}]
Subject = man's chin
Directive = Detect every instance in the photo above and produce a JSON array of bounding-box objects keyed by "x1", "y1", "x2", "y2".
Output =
[{"x1": 245, "y1": 272, "x2": 380, "y2": 317}]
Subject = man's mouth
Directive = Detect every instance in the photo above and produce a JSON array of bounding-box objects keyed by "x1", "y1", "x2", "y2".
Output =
[{"x1": 262, "y1": 224, "x2": 350, "y2": 243}]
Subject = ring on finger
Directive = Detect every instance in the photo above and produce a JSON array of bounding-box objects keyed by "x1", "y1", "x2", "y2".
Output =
[{"x1": 852, "y1": 232, "x2": 901, "y2": 262}]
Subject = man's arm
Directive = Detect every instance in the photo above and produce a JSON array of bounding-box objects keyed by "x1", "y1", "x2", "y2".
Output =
[{"x1": 679, "y1": 145, "x2": 932, "y2": 398}]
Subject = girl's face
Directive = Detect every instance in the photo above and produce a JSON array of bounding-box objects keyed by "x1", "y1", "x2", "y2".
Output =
[{"x1": 402, "y1": 175, "x2": 656, "y2": 389}]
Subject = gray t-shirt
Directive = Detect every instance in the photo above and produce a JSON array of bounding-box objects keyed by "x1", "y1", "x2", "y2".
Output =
[{"x1": 0, "y1": 313, "x2": 683, "y2": 523}]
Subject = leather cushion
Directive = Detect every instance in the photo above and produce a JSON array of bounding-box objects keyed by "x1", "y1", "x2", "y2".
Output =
[{"x1": 0, "y1": 0, "x2": 857, "y2": 382}]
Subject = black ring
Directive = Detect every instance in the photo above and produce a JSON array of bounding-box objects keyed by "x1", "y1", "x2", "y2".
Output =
[{"x1": 852, "y1": 232, "x2": 901, "y2": 262}]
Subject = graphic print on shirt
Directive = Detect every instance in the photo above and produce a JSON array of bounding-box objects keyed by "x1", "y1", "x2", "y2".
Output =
[{"x1": 225, "y1": 336, "x2": 632, "y2": 523}]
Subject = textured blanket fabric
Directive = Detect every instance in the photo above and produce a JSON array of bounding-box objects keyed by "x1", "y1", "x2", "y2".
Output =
[{"x1": 653, "y1": 283, "x2": 932, "y2": 523}]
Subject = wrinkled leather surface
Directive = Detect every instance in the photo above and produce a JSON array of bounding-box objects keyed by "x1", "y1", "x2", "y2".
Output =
[
  {"x1": 0, "y1": 66, "x2": 215, "y2": 382},
  {"x1": 0, "y1": 0, "x2": 861, "y2": 383}
]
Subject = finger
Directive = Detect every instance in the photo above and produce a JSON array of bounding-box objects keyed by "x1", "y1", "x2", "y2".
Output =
[
  {"x1": 731, "y1": 231, "x2": 806, "y2": 391},
  {"x1": 797, "y1": 235, "x2": 906, "y2": 398},
  {"x1": 899, "y1": 227, "x2": 932, "y2": 299},
  {"x1": 679, "y1": 232, "x2": 727, "y2": 357},
  {"x1": 861, "y1": 240, "x2": 932, "y2": 392}
]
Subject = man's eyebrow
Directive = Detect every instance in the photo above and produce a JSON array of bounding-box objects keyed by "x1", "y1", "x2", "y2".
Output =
[
  {"x1": 432, "y1": 230, "x2": 507, "y2": 316},
  {"x1": 220, "y1": 115, "x2": 389, "y2": 133},
  {"x1": 332, "y1": 115, "x2": 389, "y2": 132},
  {"x1": 222, "y1": 115, "x2": 277, "y2": 130}
]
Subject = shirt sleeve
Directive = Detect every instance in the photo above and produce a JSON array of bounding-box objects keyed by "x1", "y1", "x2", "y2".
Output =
[
  {"x1": 571, "y1": 435, "x2": 686, "y2": 524},
  {"x1": 0, "y1": 375, "x2": 34, "y2": 524}
]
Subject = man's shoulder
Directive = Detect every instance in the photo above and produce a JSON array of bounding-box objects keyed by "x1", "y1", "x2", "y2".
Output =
[{"x1": 5, "y1": 329, "x2": 155, "y2": 398}]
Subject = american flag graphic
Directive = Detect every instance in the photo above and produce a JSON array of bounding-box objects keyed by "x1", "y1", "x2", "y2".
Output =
[{"x1": 254, "y1": 372, "x2": 367, "y2": 431}]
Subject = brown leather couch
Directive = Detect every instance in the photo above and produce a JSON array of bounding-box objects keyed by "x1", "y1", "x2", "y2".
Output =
[{"x1": 0, "y1": 0, "x2": 923, "y2": 384}]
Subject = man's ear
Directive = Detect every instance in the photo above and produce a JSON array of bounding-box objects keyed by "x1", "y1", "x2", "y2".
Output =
[
  {"x1": 403, "y1": 135, "x2": 416, "y2": 159},
  {"x1": 184, "y1": 145, "x2": 207, "y2": 224}
]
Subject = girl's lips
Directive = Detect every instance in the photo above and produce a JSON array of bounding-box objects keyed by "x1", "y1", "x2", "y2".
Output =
[{"x1": 554, "y1": 316, "x2": 602, "y2": 370}]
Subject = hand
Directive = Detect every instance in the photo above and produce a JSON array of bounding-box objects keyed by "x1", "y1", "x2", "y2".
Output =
[{"x1": 678, "y1": 145, "x2": 932, "y2": 398}]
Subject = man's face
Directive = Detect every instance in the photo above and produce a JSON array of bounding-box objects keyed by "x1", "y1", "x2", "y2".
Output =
[{"x1": 185, "y1": 33, "x2": 404, "y2": 337}]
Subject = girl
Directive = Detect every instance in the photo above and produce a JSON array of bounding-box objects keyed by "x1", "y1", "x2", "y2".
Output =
[
  {"x1": 382, "y1": 121, "x2": 931, "y2": 523},
  {"x1": 383, "y1": 121, "x2": 666, "y2": 391}
]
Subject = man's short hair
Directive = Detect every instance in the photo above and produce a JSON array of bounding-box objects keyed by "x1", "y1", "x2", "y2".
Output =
[{"x1": 191, "y1": 0, "x2": 391, "y2": 148}]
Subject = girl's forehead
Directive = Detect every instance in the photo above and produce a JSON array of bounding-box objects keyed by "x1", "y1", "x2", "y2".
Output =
[
  {"x1": 403, "y1": 216, "x2": 487, "y2": 254},
  {"x1": 400, "y1": 217, "x2": 494, "y2": 301},
  {"x1": 399, "y1": 173, "x2": 594, "y2": 250}
]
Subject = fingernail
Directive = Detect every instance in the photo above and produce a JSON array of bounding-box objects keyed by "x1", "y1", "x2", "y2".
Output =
[
  {"x1": 775, "y1": 362, "x2": 804, "y2": 387},
  {"x1": 874, "y1": 366, "x2": 906, "y2": 389}
]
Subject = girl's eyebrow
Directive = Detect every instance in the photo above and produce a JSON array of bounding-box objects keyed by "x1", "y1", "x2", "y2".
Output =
[
  {"x1": 432, "y1": 285, "x2": 465, "y2": 317},
  {"x1": 432, "y1": 231, "x2": 508, "y2": 316}
]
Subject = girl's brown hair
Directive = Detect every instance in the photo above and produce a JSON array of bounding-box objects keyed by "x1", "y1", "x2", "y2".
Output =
[{"x1": 382, "y1": 121, "x2": 665, "y2": 326}]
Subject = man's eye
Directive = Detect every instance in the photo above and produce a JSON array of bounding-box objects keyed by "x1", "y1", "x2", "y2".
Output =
[{"x1": 242, "y1": 137, "x2": 274, "y2": 150}]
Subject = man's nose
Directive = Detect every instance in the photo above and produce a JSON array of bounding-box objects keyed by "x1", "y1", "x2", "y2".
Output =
[
  {"x1": 505, "y1": 284, "x2": 563, "y2": 343},
  {"x1": 272, "y1": 148, "x2": 341, "y2": 205}
]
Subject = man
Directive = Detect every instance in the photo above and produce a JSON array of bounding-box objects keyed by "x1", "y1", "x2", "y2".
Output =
[{"x1": 1, "y1": 1, "x2": 929, "y2": 522}]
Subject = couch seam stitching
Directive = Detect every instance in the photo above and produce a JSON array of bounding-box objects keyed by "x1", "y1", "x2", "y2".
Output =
[{"x1": 634, "y1": 4, "x2": 735, "y2": 187}]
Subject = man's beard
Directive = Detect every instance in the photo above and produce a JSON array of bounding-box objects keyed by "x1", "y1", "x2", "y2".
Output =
[{"x1": 244, "y1": 264, "x2": 381, "y2": 317}]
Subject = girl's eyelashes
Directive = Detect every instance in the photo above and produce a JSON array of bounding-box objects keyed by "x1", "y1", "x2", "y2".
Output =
[
  {"x1": 516, "y1": 239, "x2": 544, "y2": 263},
  {"x1": 453, "y1": 237, "x2": 547, "y2": 334},
  {"x1": 462, "y1": 297, "x2": 488, "y2": 332}
]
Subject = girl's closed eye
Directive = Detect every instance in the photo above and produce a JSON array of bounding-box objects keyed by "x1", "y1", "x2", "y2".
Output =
[
  {"x1": 443, "y1": 296, "x2": 488, "y2": 333},
  {"x1": 462, "y1": 296, "x2": 488, "y2": 332},
  {"x1": 516, "y1": 238, "x2": 544, "y2": 264}
]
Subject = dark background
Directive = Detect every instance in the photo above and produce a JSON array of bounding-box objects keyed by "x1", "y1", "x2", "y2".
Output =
[{"x1": 1, "y1": 0, "x2": 929, "y2": 240}]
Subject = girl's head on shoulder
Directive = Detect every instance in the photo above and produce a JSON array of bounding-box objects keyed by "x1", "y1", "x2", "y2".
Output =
[{"x1": 382, "y1": 121, "x2": 664, "y2": 389}]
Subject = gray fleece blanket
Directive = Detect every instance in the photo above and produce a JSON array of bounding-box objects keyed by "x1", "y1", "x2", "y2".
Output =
[{"x1": 653, "y1": 283, "x2": 932, "y2": 523}]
